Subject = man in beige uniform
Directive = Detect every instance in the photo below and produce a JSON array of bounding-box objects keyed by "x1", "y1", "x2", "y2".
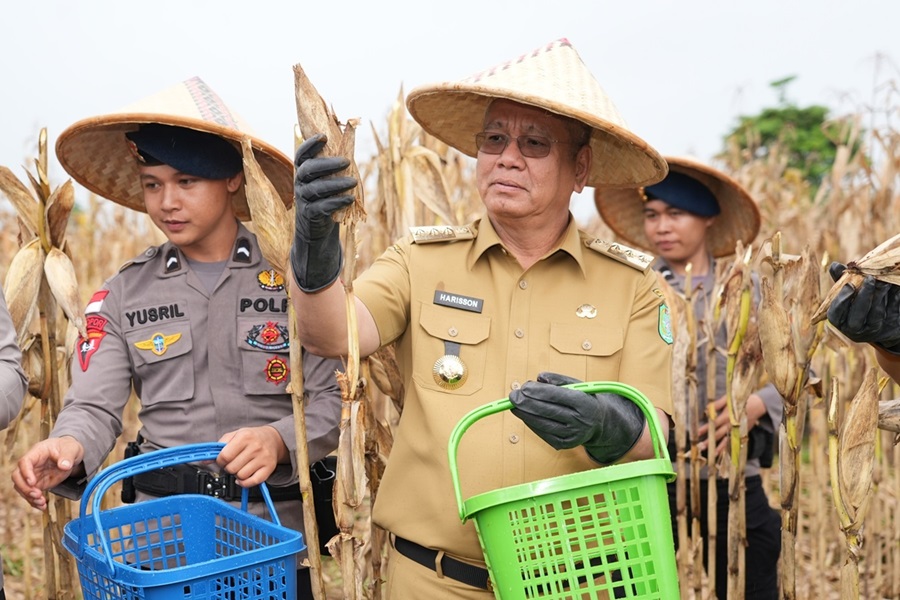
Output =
[
  {"x1": 12, "y1": 78, "x2": 342, "y2": 597},
  {"x1": 290, "y1": 39, "x2": 674, "y2": 597}
]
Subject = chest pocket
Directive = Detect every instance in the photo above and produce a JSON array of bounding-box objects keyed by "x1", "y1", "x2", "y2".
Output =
[
  {"x1": 546, "y1": 322, "x2": 624, "y2": 382},
  {"x1": 125, "y1": 321, "x2": 194, "y2": 404},
  {"x1": 414, "y1": 303, "x2": 490, "y2": 396},
  {"x1": 237, "y1": 316, "x2": 291, "y2": 395}
]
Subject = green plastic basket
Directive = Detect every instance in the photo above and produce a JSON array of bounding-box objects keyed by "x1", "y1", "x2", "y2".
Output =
[{"x1": 448, "y1": 381, "x2": 679, "y2": 599}]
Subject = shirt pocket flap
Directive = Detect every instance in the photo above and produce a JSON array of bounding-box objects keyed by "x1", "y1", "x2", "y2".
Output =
[
  {"x1": 550, "y1": 322, "x2": 623, "y2": 357},
  {"x1": 419, "y1": 303, "x2": 491, "y2": 344},
  {"x1": 126, "y1": 322, "x2": 193, "y2": 366}
]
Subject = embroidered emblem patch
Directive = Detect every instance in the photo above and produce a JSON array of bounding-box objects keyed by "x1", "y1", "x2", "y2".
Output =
[
  {"x1": 257, "y1": 269, "x2": 285, "y2": 292},
  {"x1": 246, "y1": 322, "x2": 290, "y2": 351},
  {"x1": 658, "y1": 304, "x2": 673, "y2": 345},
  {"x1": 77, "y1": 315, "x2": 109, "y2": 371},
  {"x1": 134, "y1": 332, "x2": 182, "y2": 356},
  {"x1": 575, "y1": 304, "x2": 597, "y2": 319},
  {"x1": 265, "y1": 356, "x2": 289, "y2": 384}
]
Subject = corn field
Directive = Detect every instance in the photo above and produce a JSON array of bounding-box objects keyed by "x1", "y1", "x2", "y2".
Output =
[{"x1": 0, "y1": 78, "x2": 899, "y2": 599}]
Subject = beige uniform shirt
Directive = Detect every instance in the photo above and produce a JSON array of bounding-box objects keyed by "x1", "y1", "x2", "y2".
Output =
[{"x1": 356, "y1": 217, "x2": 674, "y2": 562}]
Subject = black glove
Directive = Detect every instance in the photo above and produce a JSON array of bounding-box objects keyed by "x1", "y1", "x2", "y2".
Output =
[
  {"x1": 826, "y1": 262, "x2": 900, "y2": 354},
  {"x1": 509, "y1": 372, "x2": 646, "y2": 464},
  {"x1": 290, "y1": 133, "x2": 358, "y2": 292}
]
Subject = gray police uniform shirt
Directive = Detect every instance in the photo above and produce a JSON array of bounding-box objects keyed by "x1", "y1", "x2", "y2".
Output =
[
  {"x1": 50, "y1": 223, "x2": 342, "y2": 495},
  {"x1": 655, "y1": 256, "x2": 783, "y2": 478},
  {"x1": 0, "y1": 288, "x2": 27, "y2": 592}
]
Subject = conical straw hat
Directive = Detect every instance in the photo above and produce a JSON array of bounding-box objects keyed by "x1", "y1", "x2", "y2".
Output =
[
  {"x1": 594, "y1": 156, "x2": 761, "y2": 258},
  {"x1": 56, "y1": 77, "x2": 292, "y2": 220},
  {"x1": 406, "y1": 38, "x2": 666, "y2": 188}
]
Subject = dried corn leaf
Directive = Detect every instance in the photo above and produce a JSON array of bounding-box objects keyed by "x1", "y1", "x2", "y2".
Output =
[
  {"x1": 838, "y1": 367, "x2": 879, "y2": 522},
  {"x1": 812, "y1": 232, "x2": 900, "y2": 323},
  {"x1": 0, "y1": 166, "x2": 41, "y2": 238},
  {"x1": 43, "y1": 247, "x2": 87, "y2": 339},
  {"x1": 731, "y1": 321, "x2": 763, "y2": 408},
  {"x1": 3, "y1": 238, "x2": 44, "y2": 334},
  {"x1": 45, "y1": 180, "x2": 75, "y2": 248},
  {"x1": 241, "y1": 138, "x2": 292, "y2": 276}
]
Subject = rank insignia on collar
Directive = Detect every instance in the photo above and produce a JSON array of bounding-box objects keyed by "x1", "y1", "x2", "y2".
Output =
[
  {"x1": 164, "y1": 248, "x2": 181, "y2": 273},
  {"x1": 246, "y1": 321, "x2": 290, "y2": 351},
  {"x1": 257, "y1": 269, "x2": 285, "y2": 292},
  {"x1": 233, "y1": 237, "x2": 252, "y2": 263},
  {"x1": 134, "y1": 332, "x2": 182, "y2": 356},
  {"x1": 265, "y1": 356, "x2": 289, "y2": 384}
]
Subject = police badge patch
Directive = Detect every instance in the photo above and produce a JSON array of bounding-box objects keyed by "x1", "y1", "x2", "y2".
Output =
[
  {"x1": 658, "y1": 304, "x2": 673, "y2": 345},
  {"x1": 77, "y1": 315, "x2": 108, "y2": 371},
  {"x1": 265, "y1": 356, "x2": 289, "y2": 384},
  {"x1": 257, "y1": 269, "x2": 285, "y2": 291},
  {"x1": 246, "y1": 322, "x2": 290, "y2": 351}
]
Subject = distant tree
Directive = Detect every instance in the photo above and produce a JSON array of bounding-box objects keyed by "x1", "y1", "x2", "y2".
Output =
[{"x1": 722, "y1": 75, "x2": 848, "y2": 185}]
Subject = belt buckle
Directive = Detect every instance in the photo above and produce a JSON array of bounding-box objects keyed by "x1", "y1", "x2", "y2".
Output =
[{"x1": 198, "y1": 471, "x2": 235, "y2": 501}]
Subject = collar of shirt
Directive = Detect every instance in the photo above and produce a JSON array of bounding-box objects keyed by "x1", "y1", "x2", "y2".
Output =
[
  {"x1": 468, "y1": 214, "x2": 587, "y2": 274},
  {"x1": 156, "y1": 221, "x2": 262, "y2": 279}
]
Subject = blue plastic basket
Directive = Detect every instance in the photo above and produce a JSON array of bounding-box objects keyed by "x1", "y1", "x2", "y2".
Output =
[{"x1": 62, "y1": 443, "x2": 305, "y2": 599}]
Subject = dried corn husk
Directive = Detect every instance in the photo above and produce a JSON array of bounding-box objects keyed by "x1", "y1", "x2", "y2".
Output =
[
  {"x1": 241, "y1": 137, "x2": 292, "y2": 276},
  {"x1": 43, "y1": 247, "x2": 87, "y2": 340},
  {"x1": 838, "y1": 367, "x2": 879, "y2": 523},
  {"x1": 759, "y1": 276, "x2": 798, "y2": 399},
  {"x1": 0, "y1": 166, "x2": 41, "y2": 239},
  {"x1": 3, "y1": 238, "x2": 45, "y2": 334},
  {"x1": 811, "y1": 232, "x2": 900, "y2": 323},
  {"x1": 45, "y1": 180, "x2": 75, "y2": 249}
]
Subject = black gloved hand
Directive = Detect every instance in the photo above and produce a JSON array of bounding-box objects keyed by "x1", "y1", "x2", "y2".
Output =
[
  {"x1": 826, "y1": 261, "x2": 900, "y2": 354},
  {"x1": 290, "y1": 133, "x2": 358, "y2": 292},
  {"x1": 509, "y1": 372, "x2": 646, "y2": 464}
]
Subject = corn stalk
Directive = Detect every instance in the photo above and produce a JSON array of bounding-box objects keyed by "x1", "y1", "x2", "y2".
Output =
[
  {"x1": 827, "y1": 369, "x2": 880, "y2": 599},
  {"x1": 0, "y1": 128, "x2": 81, "y2": 599},
  {"x1": 294, "y1": 62, "x2": 369, "y2": 600}
]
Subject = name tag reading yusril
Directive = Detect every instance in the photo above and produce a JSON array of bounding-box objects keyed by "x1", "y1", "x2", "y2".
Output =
[{"x1": 433, "y1": 291, "x2": 484, "y2": 313}]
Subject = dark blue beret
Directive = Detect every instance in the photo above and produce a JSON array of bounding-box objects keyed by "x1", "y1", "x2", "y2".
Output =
[
  {"x1": 644, "y1": 170, "x2": 720, "y2": 217},
  {"x1": 125, "y1": 123, "x2": 242, "y2": 179}
]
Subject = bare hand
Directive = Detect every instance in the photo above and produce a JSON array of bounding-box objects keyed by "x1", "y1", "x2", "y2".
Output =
[
  {"x1": 217, "y1": 426, "x2": 287, "y2": 488},
  {"x1": 12, "y1": 437, "x2": 85, "y2": 510},
  {"x1": 697, "y1": 394, "x2": 767, "y2": 456}
]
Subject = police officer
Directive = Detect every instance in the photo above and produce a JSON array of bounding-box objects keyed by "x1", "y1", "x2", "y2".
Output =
[
  {"x1": 596, "y1": 156, "x2": 782, "y2": 599},
  {"x1": 289, "y1": 39, "x2": 674, "y2": 597},
  {"x1": 11, "y1": 77, "x2": 342, "y2": 597},
  {"x1": 0, "y1": 290, "x2": 28, "y2": 599}
]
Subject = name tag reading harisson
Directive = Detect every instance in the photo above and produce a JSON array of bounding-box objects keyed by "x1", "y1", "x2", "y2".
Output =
[{"x1": 433, "y1": 291, "x2": 484, "y2": 313}]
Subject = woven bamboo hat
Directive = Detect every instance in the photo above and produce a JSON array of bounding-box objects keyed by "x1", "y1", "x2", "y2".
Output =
[
  {"x1": 406, "y1": 38, "x2": 666, "y2": 189},
  {"x1": 594, "y1": 156, "x2": 761, "y2": 258},
  {"x1": 56, "y1": 77, "x2": 292, "y2": 220}
]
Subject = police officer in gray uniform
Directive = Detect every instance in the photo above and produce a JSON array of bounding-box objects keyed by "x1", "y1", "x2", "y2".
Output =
[{"x1": 11, "y1": 78, "x2": 341, "y2": 596}]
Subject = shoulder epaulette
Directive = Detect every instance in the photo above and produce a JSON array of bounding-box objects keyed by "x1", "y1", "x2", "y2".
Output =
[
  {"x1": 409, "y1": 225, "x2": 475, "y2": 244},
  {"x1": 586, "y1": 239, "x2": 654, "y2": 272},
  {"x1": 116, "y1": 246, "x2": 159, "y2": 273}
]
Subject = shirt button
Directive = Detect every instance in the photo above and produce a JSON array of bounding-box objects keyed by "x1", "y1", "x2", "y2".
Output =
[
  {"x1": 518, "y1": 280, "x2": 528, "y2": 290},
  {"x1": 448, "y1": 327, "x2": 458, "y2": 337},
  {"x1": 515, "y1": 329, "x2": 524, "y2": 338},
  {"x1": 511, "y1": 381, "x2": 521, "y2": 390},
  {"x1": 509, "y1": 434, "x2": 520, "y2": 444},
  {"x1": 582, "y1": 340, "x2": 592, "y2": 350}
]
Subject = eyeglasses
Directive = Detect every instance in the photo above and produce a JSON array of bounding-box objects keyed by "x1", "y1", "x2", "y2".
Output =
[{"x1": 474, "y1": 132, "x2": 568, "y2": 158}]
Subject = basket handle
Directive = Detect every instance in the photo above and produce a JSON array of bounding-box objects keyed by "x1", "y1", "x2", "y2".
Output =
[
  {"x1": 447, "y1": 381, "x2": 669, "y2": 523},
  {"x1": 77, "y1": 442, "x2": 281, "y2": 576}
]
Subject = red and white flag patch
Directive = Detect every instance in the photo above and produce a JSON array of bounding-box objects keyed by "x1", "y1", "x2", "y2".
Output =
[{"x1": 85, "y1": 290, "x2": 109, "y2": 314}]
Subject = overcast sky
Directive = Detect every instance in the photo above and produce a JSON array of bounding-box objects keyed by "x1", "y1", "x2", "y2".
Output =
[{"x1": 3, "y1": 0, "x2": 898, "y2": 221}]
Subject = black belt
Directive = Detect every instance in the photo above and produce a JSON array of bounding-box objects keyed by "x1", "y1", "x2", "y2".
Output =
[
  {"x1": 133, "y1": 464, "x2": 301, "y2": 502},
  {"x1": 394, "y1": 536, "x2": 491, "y2": 591}
]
